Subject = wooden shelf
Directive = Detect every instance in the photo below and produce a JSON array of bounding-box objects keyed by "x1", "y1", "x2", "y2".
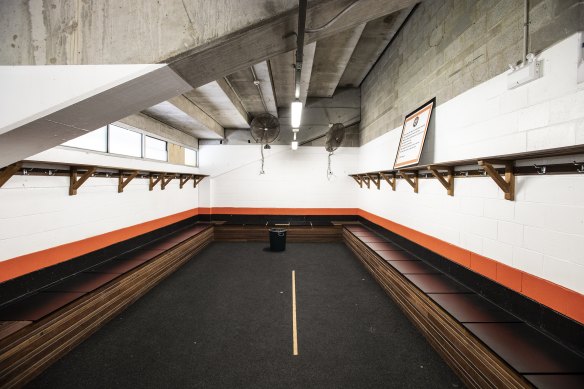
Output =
[
  {"x1": 349, "y1": 146, "x2": 584, "y2": 201},
  {"x1": 0, "y1": 160, "x2": 208, "y2": 196}
]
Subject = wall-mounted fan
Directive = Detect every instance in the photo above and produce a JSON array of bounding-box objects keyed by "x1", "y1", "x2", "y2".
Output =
[
  {"x1": 250, "y1": 113, "x2": 280, "y2": 174},
  {"x1": 325, "y1": 123, "x2": 345, "y2": 179}
]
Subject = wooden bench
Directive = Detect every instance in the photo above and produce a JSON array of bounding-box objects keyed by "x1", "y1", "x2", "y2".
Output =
[
  {"x1": 214, "y1": 223, "x2": 342, "y2": 242},
  {"x1": 0, "y1": 224, "x2": 213, "y2": 388},
  {"x1": 343, "y1": 224, "x2": 584, "y2": 389}
]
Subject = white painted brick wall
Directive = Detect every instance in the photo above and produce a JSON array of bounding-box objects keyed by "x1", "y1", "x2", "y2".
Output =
[
  {"x1": 513, "y1": 247, "x2": 544, "y2": 276},
  {"x1": 0, "y1": 149, "x2": 200, "y2": 261},
  {"x1": 358, "y1": 33, "x2": 584, "y2": 294},
  {"x1": 200, "y1": 145, "x2": 360, "y2": 209}
]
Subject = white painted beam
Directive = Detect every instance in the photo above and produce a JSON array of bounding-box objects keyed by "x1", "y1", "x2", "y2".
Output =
[{"x1": 0, "y1": 65, "x2": 191, "y2": 168}]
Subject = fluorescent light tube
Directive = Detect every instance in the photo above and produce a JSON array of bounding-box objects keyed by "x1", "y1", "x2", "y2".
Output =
[{"x1": 291, "y1": 100, "x2": 302, "y2": 127}]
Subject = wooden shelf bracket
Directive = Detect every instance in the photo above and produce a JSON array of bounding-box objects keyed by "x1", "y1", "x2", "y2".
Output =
[
  {"x1": 361, "y1": 174, "x2": 371, "y2": 189},
  {"x1": 367, "y1": 173, "x2": 381, "y2": 190},
  {"x1": 429, "y1": 165, "x2": 454, "y2": 196},
  {"x1": 149, "y1": 174, "x2": 163, "y2": 191},
  {"x1": 478, "y1": 160, "x2": 515, "y2": 201},
  {"x1": 118, "y1": 170, "x2": 138, "y2": 193},
  {"x1": 379, "y1": 172, "x2": 396, "y2": 191},
  {"x1": 351, "y1": 175, "x2": 363, "y2": 188},
  {"x1": 398, "y1": 170, "x2": 418, "y2": 193},
  {"x1": 69, "y1": 166, "x2": 96, "y2": 196},
  {"x1": 0, "y1": 163, "x2": 21, "y2": 188},
  {"x1": 194, "y1": 175, "x2": 205, "y2": 188},
  {"x1": 161, "y1": 174, "x2": 175, "y2": 190},
  {"x1": 179, "y1": 175, "x2": 192, "y2": 189}
]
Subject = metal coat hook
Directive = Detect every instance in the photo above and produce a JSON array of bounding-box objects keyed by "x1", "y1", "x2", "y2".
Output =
[
  {"x1": 533, "y1": 164, "x2": 546, "y2": 175},
  {"x1": 574, "y1": 161, "x2": 584, "y2": 173}
]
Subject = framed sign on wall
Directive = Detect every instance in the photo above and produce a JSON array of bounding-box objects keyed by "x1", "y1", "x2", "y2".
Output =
[{"x1": 394, "y1": 98, "x2": 435, "y2": 169}]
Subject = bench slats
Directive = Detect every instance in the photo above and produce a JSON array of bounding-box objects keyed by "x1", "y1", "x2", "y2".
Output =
[{"x1": 344, "y1": 225, "x2": 584, "y2": 389}]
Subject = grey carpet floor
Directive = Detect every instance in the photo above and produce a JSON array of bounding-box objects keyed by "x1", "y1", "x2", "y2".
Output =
[{"x1": 28, "y1": 242, "x2": 463, "y2": 388}]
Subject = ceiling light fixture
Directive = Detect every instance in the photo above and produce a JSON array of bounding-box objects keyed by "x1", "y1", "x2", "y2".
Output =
[
  {"x1": 291, "y1": 0, "x2": 307, "y2": 129},
  {"x1": 291, "y1": 128, "x2": 299, "y2": 150},
  {"x1": 291, "y1": 100, "x2": 302, "y2": 127}
]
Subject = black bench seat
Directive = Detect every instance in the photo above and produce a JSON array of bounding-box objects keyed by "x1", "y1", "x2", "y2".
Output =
[
  {"x1": 343, "y1": 224, "x2": 584, "y2": 389},
  {"x1": 0, "y1": 223, "x2": 213, "y2": 388}
]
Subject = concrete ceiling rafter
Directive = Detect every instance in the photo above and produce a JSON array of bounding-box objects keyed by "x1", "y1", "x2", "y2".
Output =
[
  {"x1": 338, "y1": 6, "x2": 414, "y2": 88},
  {"x1": 167, "y1": 0, "x2": 422, "y2": 90},
  {"x1": 269, "y1": 41, "x2": 316, "y2": 108},
  {"x1": 142, "y1": 95, "x2": 224, "y2": 140},
  {"x1": 183, "y1": 79, "x2": 250, "y2": 129},
  {"x1": 307, "y1": 23, "x2": 366, "y2": 98},
  {"x1": 251, "y1": 62, "x2": 278, "y2": 117}
]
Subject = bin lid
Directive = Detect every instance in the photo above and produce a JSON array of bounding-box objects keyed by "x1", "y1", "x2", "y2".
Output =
[{"x1": 269, "y1": 228, "x2": 287, "y2": 232}]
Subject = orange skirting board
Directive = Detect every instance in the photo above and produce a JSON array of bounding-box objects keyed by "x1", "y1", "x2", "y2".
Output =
[
  {"x1": 357, "y1": 209, "x2": 584, "y2": 325},
  {"x1": 0, "y1": 206, "x2": 581, "y2": 325},
  {"x1": 0, "y1": 208, "x2": 201, "y2": 284},
  {"x1": 0, "y1": 207, "x2": 357, "y2": 283}
]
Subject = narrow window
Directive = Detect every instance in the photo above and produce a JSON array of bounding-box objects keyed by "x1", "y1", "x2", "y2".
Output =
[
  {"x1": 62, "y1": 126, "x2": 108, "y2": 152},
  {"x1": 108, "y1": 124, "x2": 142, "y2": 158},
  {"x1": 184, "y1": 148, "x2": 197, "y2": 166},
  {"x1": 144, "y1": 136, "x2": 168, "y2": 161}
]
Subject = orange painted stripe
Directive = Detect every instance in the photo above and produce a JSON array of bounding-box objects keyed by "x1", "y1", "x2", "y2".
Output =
[
  {"x1": 0, "y1": 207, "x2": 355, "y2": 283},
  {"x1": 0, "y1": 208, "x2": 200, "y2": 283},
  {"x1": 357, "y1": 209, "x2": 584, "y2": 325},
  {"x1": 470, "y1": 253, "x2": 497, "y2": 280},
  {"x1": 496, "y1": 263, "x2": 522, "y2": 292},
  {"x1": 1, "y1": 206, "x2": 582, "y2": 325}
]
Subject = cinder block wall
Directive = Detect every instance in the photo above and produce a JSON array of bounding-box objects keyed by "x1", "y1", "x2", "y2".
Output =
[
  {"x1": 361, "y1": 0, "x2": 584, "y2": 143},
  {"x1": 199, "y1": 144, "x2": 359, "y2": 209},
  {"x1": 0, "y1": 148, "x2": 202, "y2": 265},
  {"x1": 356, "y1": 0, "x2": 584, "y2": 322}
]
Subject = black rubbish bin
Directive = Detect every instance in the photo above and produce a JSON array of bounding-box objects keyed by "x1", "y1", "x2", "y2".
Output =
[{"x1": 269, "y1": 228, "x2": 287, "y2": 251}]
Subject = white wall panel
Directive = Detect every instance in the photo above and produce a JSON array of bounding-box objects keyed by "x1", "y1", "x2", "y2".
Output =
[
  {"x1": 0, "y1": 170, "x2": 199, "y2": 262},
  {"x1": 200, "y1": 145, "x2": 359, "y2": 209}
]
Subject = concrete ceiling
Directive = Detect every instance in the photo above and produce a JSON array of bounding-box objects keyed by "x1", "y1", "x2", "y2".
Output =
[
  {"x1": 142, "y1": 2, "x2": 415, "y2": 146},
  {"x1": 0, "y1": 0, "x2": 418, "y2": 167}
]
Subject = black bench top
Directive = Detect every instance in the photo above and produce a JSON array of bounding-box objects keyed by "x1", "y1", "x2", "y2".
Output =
[
  {"x1": 345, "y1": 224, "x2": 584, "y2": 389},
  {"x1": 0, "y1": 224, "x2": 211, "y2": 337}
]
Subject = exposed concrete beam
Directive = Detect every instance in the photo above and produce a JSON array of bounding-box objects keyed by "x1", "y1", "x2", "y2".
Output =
[
  {"x1": 0, "y1": 0, "x2": 298, "y2": 65},
  {"x1": 226, "y1": 63, "x2": 279, "y2": 118},
  {"x1": 184, "y1": 79, "x2": 250, "y2": 129},
  {"x1": 339, "y1": 7, "x2": 413, "y2": 87},
  {"x1": 270, "y1": 50, "x2": 295, "y2": 108},
  {"x1": 270, "y1": 42, "x2": 316, "y2": 108},
  {"x1": 0, "y1": 0, "x2": 419, "y2": 165},
  {"x1": 251, "y1": 61, "x2": 278, "y2": 117},
  {"x1": 168, "y1": 0, "x2": 422, "y2": 88},
  {"x1": 308, "y1": 24, "x2": 366, "y2": 98},
  {"x1": 118, "y1": 113, "x2": 198, "y2": 149},
  {"x1": 142, "y1": 95, "x2": 224, "y2": 140},
  {"x1": 299, "y1": 42, "x2": 316, "y2": 105},
  {"x1": 226, "y1": 69, "x2": 262, "y2": 117}
]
